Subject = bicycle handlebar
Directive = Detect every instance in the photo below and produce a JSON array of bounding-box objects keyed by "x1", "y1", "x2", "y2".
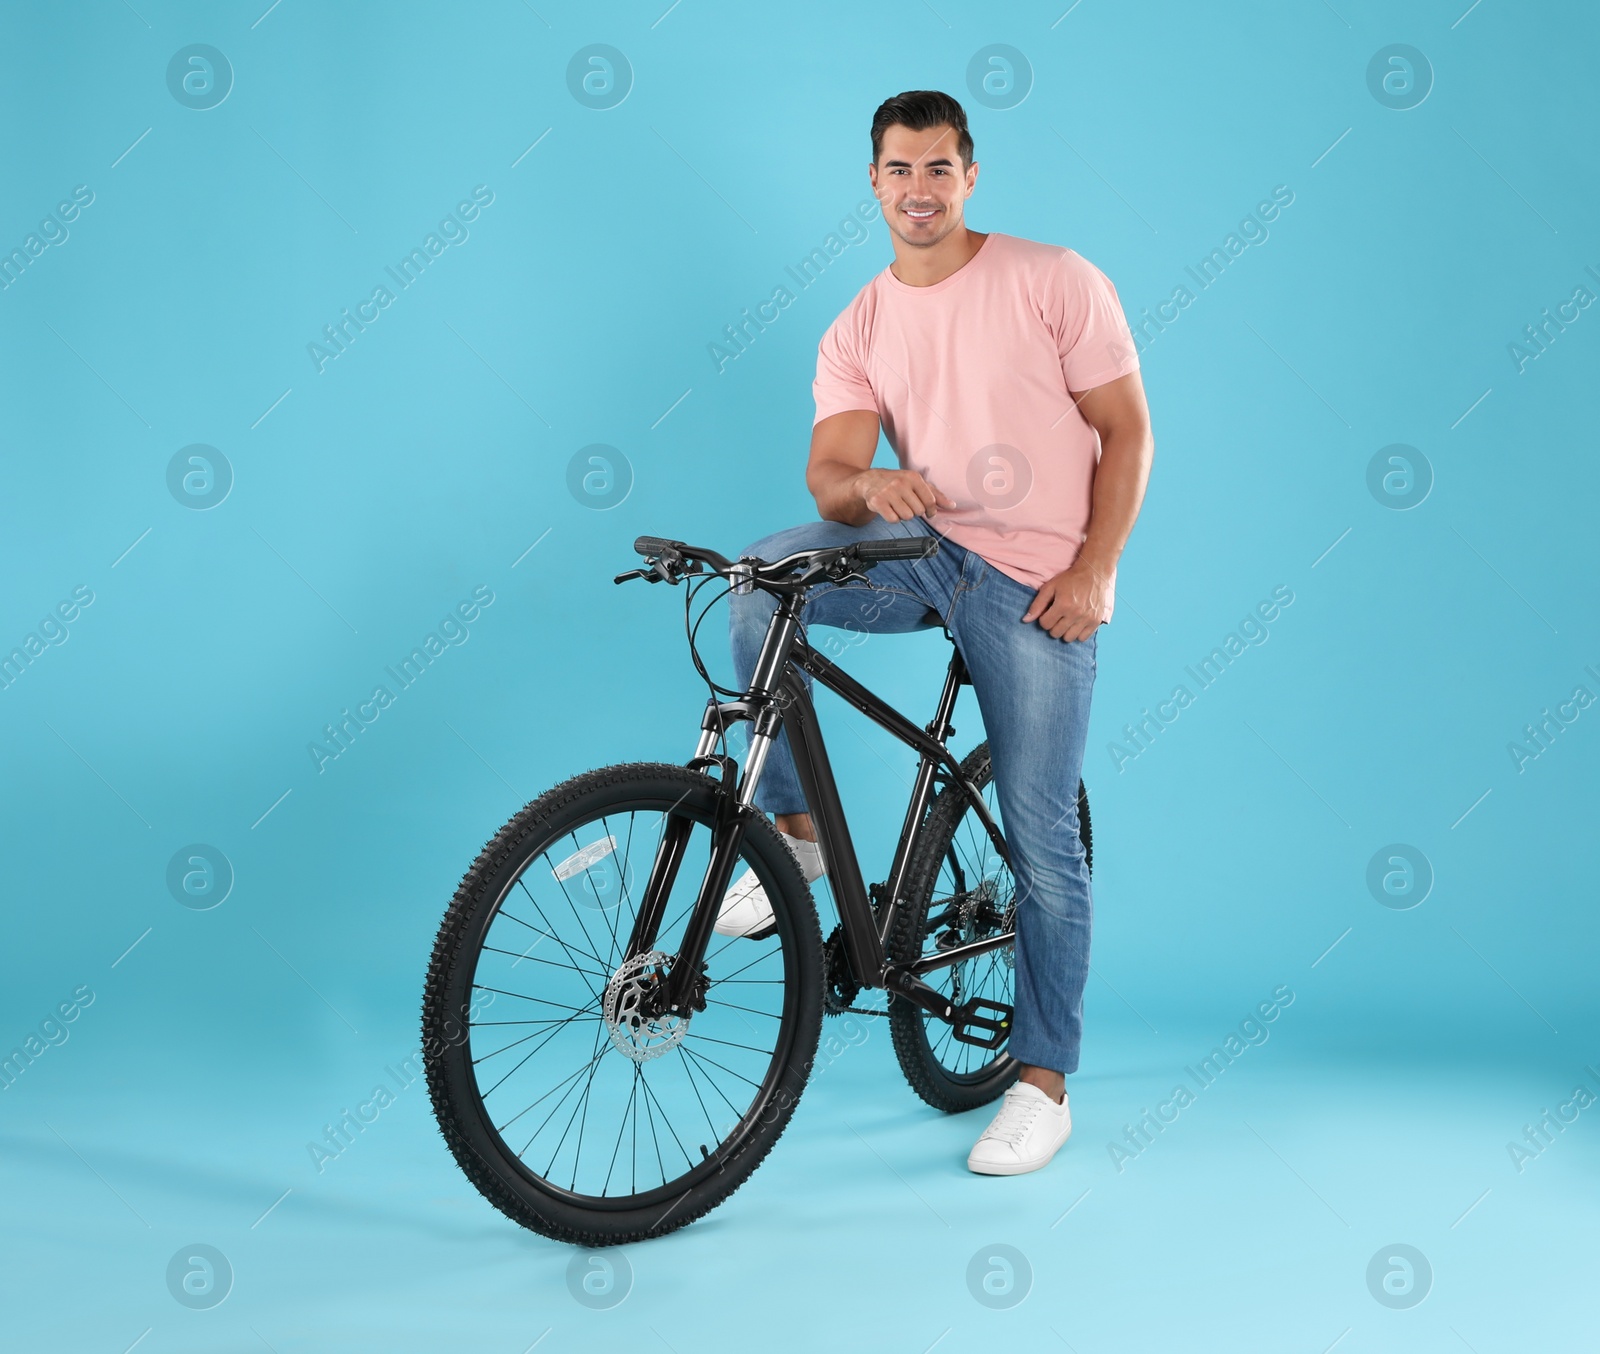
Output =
[
  {"x1": 854, "y1": 536, "x2": 941, "y2": 563},
  {"x1": 622, "y1": 529, "x2": 939, "y2": 591},
  {"x1": 632, "y1": 535, "x2": 693, "y2": 561}
]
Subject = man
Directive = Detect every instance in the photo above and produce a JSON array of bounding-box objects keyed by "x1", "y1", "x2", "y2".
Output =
[{"x1": 718, "y1": 90, "x2": 1154, "y2": 1175}]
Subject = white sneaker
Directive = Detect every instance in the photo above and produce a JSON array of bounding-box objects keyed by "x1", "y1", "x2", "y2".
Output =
[
  {"x1": 967, "y1": 1081, "x2": 1072, "y2": 1175},
  {"x1": 714, "y1": 831, "x2": 825, "y2": 938}
]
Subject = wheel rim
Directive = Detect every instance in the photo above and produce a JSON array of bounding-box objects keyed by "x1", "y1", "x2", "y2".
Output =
[{"x1": 453, "y1": 793, "x2": 803, "y2": 1208}]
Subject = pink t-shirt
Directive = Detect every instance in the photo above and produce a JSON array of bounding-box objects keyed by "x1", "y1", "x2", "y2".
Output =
[{"x1": 812, "y1": 231, "x2": 1140, "y2": 590}]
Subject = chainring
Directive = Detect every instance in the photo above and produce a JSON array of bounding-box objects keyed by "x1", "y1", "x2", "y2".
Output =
[{"x1": 822, "y1": 925, "x2": 859, "y2": 1015}]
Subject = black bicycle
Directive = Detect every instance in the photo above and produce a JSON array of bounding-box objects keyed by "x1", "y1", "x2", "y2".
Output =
[{"x1": 421, "y1": 532, "x2": 1091, "y2": 1245}]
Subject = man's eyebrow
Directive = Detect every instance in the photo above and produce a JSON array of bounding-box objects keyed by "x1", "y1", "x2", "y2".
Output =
[{"x1": 882, "y1": 156, "x2": 956, "y2": 167}]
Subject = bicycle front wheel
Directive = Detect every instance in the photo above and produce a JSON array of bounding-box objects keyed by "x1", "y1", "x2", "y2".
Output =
[{"x1": 423, "y1": 762, "x2": 822, "y2": 1245}]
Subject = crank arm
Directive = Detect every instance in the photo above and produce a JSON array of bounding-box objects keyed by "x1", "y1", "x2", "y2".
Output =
[{"x1": 881, "y1": 965, "x2": 1013, "y2": 1048}]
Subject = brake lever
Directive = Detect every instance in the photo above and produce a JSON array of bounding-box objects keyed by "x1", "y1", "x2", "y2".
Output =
[
  {"x1": 613, "y1": 567, "x2": 660, "y2": 585},
  {"x1": 822, "y1": 550, "x2": 871, "y2": 587},
  {"x1": 636, "y1": 552, "x2": 706, "y2": 586}
]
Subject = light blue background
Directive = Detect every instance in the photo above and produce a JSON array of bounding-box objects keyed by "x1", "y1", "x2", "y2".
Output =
[{"x1": 2, "y1": 1, "x2": 1596, "y2": 1350}]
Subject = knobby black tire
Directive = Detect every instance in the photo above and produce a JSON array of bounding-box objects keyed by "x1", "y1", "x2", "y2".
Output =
[
  {"x1": 422, "y1": 762, "x2": 823, "y2": 1246},
  {"x1": 887, "y1": 741, "x2": 1092, "y2": 1114}
]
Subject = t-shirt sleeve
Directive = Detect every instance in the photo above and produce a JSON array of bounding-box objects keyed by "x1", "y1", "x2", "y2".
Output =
[
  {"x1": 812, "y1": 307, "x2": 879, "y2": 426},
  {"x1": 1047, "y1": 250, "x2": 1141, "y2": 394}
]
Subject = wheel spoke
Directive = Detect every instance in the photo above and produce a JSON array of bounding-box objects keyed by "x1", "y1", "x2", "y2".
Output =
[
  {"x1": 548, "y1": 872, "x2": 615, "y2": 990},
  {"x1": 680, "y1": 1031, "x2": 778, "y2": 1057},
  {"x1": 498, "y1": 902, "x2": 611, "y2": 971},
  {"x1": 495, "y1": 1044, "x2": 605, "y2": 1139},
  {"x1": 584, "y1": 818, "x2": 626, "y2": 964},
  {"x1": 472, "y1": 984, "x2": 598, "y2": 1015},
  {"x1": 508, "y1": 887, "x2": 610, "y2": 1004},
  {"x1": 474, "y1": 1015, "x2": 593, "y2": 1064},
  {"x1": 638, "y1": 1066, "x2": 669, "y2": 1185},
  {"x1": 676, "y1": 1041, "x2": 765, "y2": 1091},
  {"x1": 601, "y1": 1071, "x2": 639, "y2": 1198},
  {"x1": 538, "y1": 1019, "x2": 609, "y2": 1172},
  {"x1": 703, "y1": 999, "x2": 783, "y2": 1020},
  {"x1": 704, "y1": 941, "x2": 782, "y2": 987},
  {"x1": 478, "y1": 944, "x2": 609, "y2": 981},
  {"x1": 675, "y1": 1042, "x2": 723, "y2": 1141}
]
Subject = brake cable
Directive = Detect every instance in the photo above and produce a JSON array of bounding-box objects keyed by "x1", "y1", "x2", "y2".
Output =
[{"x1": 659, "y1": 545, "x2": 875, "y2": 761}]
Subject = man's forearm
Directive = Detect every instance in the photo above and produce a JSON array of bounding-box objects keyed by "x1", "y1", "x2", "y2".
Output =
[
  {"x1": 809, "y1": 460, "x2": 875, "y2": 527},
  {"x1": 1075, "y1": 427, "x2": 1154, "y2": 574}
]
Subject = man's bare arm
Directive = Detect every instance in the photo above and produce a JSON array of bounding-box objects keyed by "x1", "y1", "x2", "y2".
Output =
[
  {"x1": 1020, "y1": 368, "x2": 1155, "y2": 640},
  {"x1": 806, "y1": 409, "x2": 957, "y2": 526},
  {"x1": 1072, "y1": 369, "x2": 1154, "y2": 577}
]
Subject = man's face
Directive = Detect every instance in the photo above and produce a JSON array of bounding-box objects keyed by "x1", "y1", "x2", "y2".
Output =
[{"x1": 869, "y1": 123, "x2": 977, "y2": 249}]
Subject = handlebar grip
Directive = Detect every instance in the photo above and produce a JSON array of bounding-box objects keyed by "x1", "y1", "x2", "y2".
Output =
[
  {"x1": 855, "y1": 535, "x2": 942, "y2": 563},
  {"x1": 634, "y1": 535, "x2": 685, "y2": 558}
]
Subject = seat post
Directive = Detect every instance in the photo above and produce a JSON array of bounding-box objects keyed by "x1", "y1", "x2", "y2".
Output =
[{"x1": 931, "y1": 637, "x2": 968, "y2": 741}]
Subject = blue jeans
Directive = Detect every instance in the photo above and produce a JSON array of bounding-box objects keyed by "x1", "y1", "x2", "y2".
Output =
[{"x1": 727, "y1": 514, "x2": 1097, "y2": 1075}]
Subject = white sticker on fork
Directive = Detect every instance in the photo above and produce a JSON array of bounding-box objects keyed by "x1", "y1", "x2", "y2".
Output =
[{"x1": 551, "y1": 834, "x2": 618, "y2": 881}]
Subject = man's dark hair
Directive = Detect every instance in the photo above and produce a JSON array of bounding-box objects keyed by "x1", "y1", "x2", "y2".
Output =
[{"x1": 870, "y1": 90, "x2": 974, "y2": 167}]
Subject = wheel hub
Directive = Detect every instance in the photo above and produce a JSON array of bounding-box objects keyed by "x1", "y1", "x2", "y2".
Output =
[
  {"x1": 933, "y1": 879, "x2": 1014, "y2": 1000},
  {"x1": 602, "y1": 950, "x2": 688, "y2": 1063}
]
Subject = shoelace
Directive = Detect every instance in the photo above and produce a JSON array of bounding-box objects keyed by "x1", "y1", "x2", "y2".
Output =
[{"x1": 984, "y1": 1089, "x2": 1049, "y2": 1146}]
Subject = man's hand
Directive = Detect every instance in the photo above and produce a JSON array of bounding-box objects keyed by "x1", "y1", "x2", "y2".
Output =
[
  {"x1": 1022, "y1": 558, "x2": 1115, "y2": 641},
  {"x1": 853, "y1": 468, "x2": 958, "y2": 523}
]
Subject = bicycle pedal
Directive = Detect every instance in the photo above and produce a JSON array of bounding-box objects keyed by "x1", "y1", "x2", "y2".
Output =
[{"x1": 948, "y1": 997, "x2": 1013, "y2": 1050}]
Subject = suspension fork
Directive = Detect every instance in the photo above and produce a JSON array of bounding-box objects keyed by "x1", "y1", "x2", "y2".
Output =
[
  {"x1": 622, "y1": 599, "x2": 802, "y2": 1010},
  {"x1": 616, "y1": 756, "x2": 757, "y2": 1016}
]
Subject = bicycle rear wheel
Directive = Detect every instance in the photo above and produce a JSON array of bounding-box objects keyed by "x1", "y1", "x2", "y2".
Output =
[
  {"x1": 887, "y1": 741, "x2": 1092, "y2": 1113},
  {"x1": 423, "y1": 762, "x2": 822, "y2": 1245}
]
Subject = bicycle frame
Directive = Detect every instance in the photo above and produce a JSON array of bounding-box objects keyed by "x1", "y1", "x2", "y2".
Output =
[{"x1": 625, "y1": 582, "x2": 1015, "y2": 1036}]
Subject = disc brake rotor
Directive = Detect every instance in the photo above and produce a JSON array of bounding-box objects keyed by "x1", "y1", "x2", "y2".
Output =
[{"x1": 602, "y1": 950, "x2": 688, "y2": 1063}]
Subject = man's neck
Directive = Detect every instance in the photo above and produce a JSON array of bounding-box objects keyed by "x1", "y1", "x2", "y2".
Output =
[{"x1": 888, "y1": 227, "x2": 989, "y2": 288}]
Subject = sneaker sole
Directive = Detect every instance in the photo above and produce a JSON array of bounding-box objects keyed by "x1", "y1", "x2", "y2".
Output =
[
  {"x1": 967, "y1": 1154, "x2": 1055, "y2": 1176},
  {"x1": 966, "y1": 1130, "x2": 1072, "y2": 1175}
]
